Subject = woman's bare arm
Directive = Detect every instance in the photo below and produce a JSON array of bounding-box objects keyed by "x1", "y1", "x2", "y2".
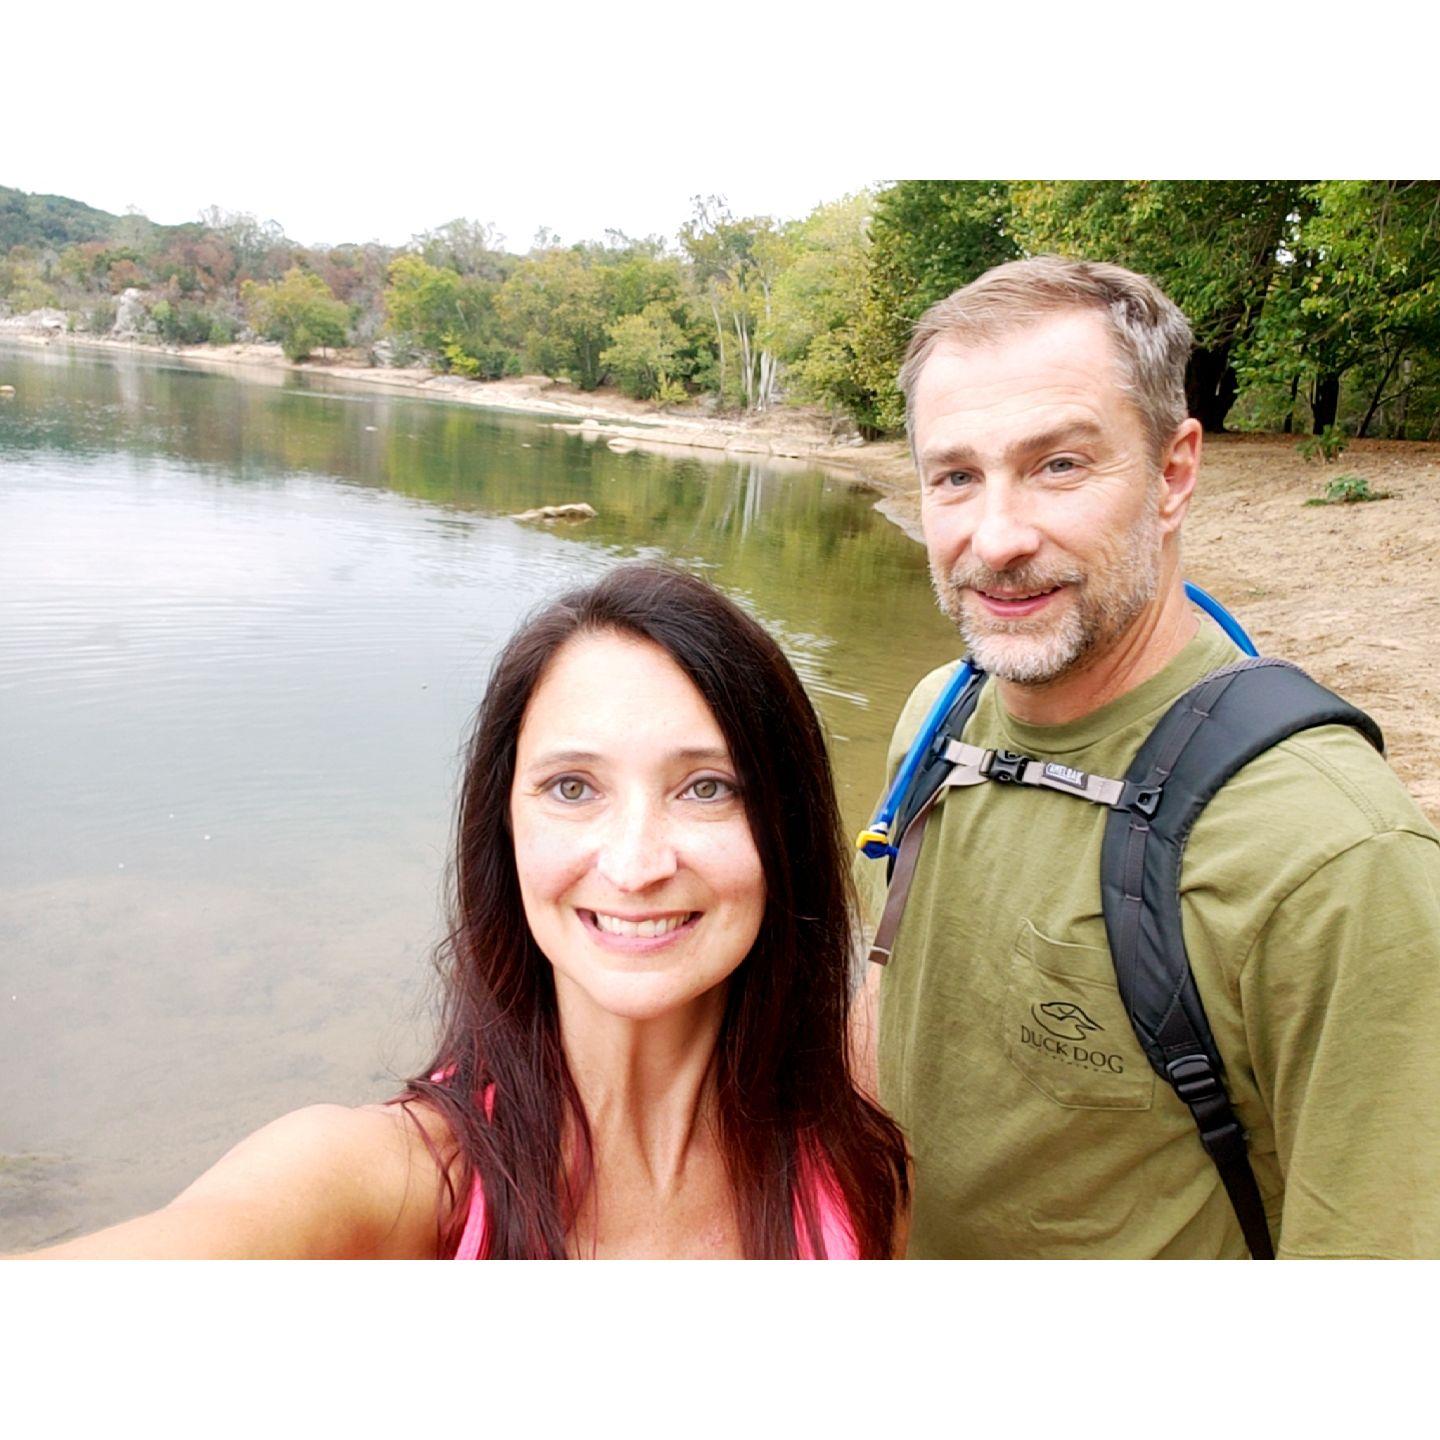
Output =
[{"x1": 11, "y1": 1101, "x2": 454, "y2": 1260}]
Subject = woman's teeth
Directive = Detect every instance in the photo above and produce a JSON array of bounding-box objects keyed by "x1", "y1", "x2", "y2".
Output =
[{"x1": 592, "y1": 912, "x2": 692, "y2": 938}]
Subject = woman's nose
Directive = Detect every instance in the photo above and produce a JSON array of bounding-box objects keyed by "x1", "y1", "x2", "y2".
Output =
[{"x1": 596, "y1": 799, "x2": 679, "y2": 892}]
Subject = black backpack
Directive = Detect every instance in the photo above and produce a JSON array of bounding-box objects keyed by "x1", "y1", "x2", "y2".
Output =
[{"x1": 867, "y1": 657, "x2": 1384, "y2": 1259}]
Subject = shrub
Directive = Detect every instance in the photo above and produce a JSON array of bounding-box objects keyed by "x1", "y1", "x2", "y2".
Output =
[
  {"x1": 1296, "y1": 425, "x2": 1349, "y2": 463},
  {"x1": 1303, "y1": 473, "x2": 1393, "y2": 506},
  {"x1": 86, "y1": 299, "x2": 118, "y2": 334}
]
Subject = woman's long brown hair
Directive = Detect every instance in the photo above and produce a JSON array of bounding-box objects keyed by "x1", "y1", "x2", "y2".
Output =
[{"x1": 400, "y1": 564, "x2": 908, "y2": 1258}]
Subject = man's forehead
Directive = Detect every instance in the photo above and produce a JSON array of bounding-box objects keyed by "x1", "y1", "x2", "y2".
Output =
[
  {"x1": 912, "y1": 314, "x2": 1137, "y2": 455},
  {"x1": 921, "y1": 310, "x2": 1120, "y2": 384}
]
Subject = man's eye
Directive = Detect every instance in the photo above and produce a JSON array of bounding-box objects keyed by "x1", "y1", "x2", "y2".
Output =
[
  {"x1": 549, "y1": 776, "x2": 594, "y2": 802},
  {"x1": 1046, "y1": 457, "x2": 1078, "y2": 474},
  {"x1": 682, "y1": 776, "x2": 735, "y2": 802},
  {"x1": 940, "y1": 471, "x2": 974, "y2": 488}
]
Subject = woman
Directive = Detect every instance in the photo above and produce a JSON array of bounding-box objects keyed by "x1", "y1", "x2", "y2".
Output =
[{"x1": 23, "y1": 564, "x2": 908, "y2": 1258}]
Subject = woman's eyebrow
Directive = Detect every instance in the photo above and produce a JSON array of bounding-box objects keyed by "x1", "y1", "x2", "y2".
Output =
[{"x1": 523, "y1": 745, "x2": 732, "y2": 769}]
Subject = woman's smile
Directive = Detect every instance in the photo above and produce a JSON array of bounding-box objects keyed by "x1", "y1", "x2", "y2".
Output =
[{"x1": 584, "y1": 909, "x2": 700, "y2": 942}]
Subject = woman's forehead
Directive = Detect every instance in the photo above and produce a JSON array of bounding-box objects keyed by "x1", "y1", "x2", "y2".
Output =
[{"x1": 517, "y1": 631, "x2": 727, "y2": 760}]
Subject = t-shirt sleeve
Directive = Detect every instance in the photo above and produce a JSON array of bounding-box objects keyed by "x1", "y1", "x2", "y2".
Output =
[{"x1": 1240, "y1": 827, "x2": 1440, "y2": 1258}]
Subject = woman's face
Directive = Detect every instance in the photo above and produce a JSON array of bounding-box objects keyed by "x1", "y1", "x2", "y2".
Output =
[{"x1": 510, "y1": 631, "x2": 765, "y2": 1025}]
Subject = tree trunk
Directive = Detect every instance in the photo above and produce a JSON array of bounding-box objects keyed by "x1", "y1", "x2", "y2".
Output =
[
  {"x1": 1358, "y1": 348, "x2": 1402, "y2": 439},
  {"x1": 1312, "y1": 373, "x2": 1342, "y2": 433},
  {"x1": 1184, "y1": 345, "x2": 1239, "y2": 432},
  {"x1": 708, "y1": 295, "x2": 727, "y2": 398},
  {"x1": 733, "y1": 311, "x2": 754, "y2": 410},
  {"x1": 1283, "y1": 374, "x2": 1299, "y2": 434}
]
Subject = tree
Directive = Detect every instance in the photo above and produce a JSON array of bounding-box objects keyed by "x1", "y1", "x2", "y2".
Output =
[
  {"x1": 383, "y1": 254, "x2": 512, "y2": 375},
  {"x1": 680, "y1": 198, "x2": 783, "y2": 412},
  {"x1": 410, "y1": 218, "x2": 509, "y2": 281},
  {"x1": 1008, "y1": 181, "x2": 1301, "y2": 431},
  {"x1": 763, "y1": 192, "x2": 874, "y2": 420},
  {"x1": 850, "y1": 181, "x2": 1017, "y2": 433},
  {"x1": 243, "y1": 267, "x2": 349, "y2": 361},
  {"x1": 601, "y1": 304, "x2": 687, "y2": 400},
  {"x1": 495, "y1": 247, "x2": 611, "y2": 388},
  {"x1": 1249, "y1": 182, "x2": 1440, "y2": 435}
]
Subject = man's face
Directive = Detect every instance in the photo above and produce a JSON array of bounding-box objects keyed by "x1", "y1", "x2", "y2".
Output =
[{"x1": 911, "y1": 311, "x2": 1169, "y2": 687}]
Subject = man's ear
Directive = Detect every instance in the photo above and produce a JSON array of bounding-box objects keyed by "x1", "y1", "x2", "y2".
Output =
[{"x1": 1158, "y1": 418, "x2": 1202, "y2": 533}]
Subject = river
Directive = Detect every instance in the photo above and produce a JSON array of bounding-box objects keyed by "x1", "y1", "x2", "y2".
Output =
[{"x1": 0, "y1": 340, "x2": 959, "y2": 1249}]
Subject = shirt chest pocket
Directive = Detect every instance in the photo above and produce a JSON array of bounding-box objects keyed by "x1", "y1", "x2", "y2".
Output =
[{"x1": 1002, "y1": 920, "x2": 1156, "y2": 1111}]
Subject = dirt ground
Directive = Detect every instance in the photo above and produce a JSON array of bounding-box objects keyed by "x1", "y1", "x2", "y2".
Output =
[{"x1": 843, "y1": 433, "x2": 1440, "y2": 826}]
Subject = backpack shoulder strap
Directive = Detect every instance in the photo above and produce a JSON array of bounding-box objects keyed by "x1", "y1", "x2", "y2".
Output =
[
  {"x1": 1100, "y1": 657, "x2": 1384, "y2": 1258},
  {"x1": 890, "y1": 670, "x2": 989, "y2": 858},
  {"x1": 866, "y1": 671, "x2": 988, "y2": 966}
]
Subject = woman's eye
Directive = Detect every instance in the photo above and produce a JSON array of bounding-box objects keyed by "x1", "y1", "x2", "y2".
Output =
[
  {"x1": 549, "y1": 776, "x2": 593, "y2": 803},
  {"x1": 683, "y1": 776, "x2": 735, "y2": 802}
]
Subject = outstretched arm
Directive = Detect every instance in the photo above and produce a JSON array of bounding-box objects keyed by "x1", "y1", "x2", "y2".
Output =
[{"x1": 10, "y1": 1101, "x2": 454, "y2": 1260}]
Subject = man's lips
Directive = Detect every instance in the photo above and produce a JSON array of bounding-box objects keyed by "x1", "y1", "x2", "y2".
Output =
[{"x1": 971, "y1": 584, "x2": 1065, "y2": 618}]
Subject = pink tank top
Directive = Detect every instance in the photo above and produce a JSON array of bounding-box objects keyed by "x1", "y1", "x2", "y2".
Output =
[{"x1": 440, "y1": 1081, "x2": 860, "y2": 1259}]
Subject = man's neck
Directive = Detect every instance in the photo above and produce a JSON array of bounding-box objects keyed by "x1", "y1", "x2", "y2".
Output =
[{"x1": 995, "y1": 578, "x2": 1199, "y2": 728}]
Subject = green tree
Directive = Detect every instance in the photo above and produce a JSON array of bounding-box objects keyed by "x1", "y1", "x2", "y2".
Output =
[
  {"x1": 763, "y1": 192, "x2": 874, "y2": 420},
  {"x1": 1249, "y1": 181, "x2": 1440, "y2": 436},
  {"x1": 1008, "y1": 181, "x2": 1301, "y2": 431},
  {"x1": 851, "y1": 181, "x2": 1017, "y2": 432},
  {"x1": 600, "y1": 303, "x2": 687, "y2": 399},
  {"x1": 384, "y1": 254, "x2": 512, "y2": 376},
  {"x1": 495, "y1": 247, "x2": 611, "y2": 388},
  {"x1": 243, "y1": 267, "x2": 349, "y2": 361}
]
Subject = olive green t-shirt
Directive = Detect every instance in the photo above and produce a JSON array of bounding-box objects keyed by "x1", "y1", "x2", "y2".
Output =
[{"x1": 863, "y1": 625, "x2": 1440, "y2": 1258}]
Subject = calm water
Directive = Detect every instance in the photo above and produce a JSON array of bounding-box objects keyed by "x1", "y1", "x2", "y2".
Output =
[{"x1": 0, "y1": 341, "x2": 959, "y2": 1249}]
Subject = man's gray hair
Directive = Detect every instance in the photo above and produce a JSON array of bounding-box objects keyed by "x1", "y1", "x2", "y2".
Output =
[{"x1": 898, "y1": 256, "x2": 1195, "y2": 462}]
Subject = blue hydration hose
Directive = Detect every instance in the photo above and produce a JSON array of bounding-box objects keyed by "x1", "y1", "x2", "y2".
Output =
[{"x1": 855, "y1": 581, "x2": 1257, "y2": 859}]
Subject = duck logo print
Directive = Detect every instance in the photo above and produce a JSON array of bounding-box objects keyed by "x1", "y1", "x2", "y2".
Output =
[{"x1": 1032, "y1": 1001, "x2": 1104, "y2": 1042}]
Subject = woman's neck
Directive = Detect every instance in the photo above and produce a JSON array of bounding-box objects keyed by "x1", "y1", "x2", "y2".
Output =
[{"x1": 555, "y1": 982, "x2": 726, "y2": 1195}]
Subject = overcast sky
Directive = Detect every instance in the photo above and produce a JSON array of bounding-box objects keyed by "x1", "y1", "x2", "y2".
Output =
[{"x1": 5, "y1": 5, "x2": 1420, "y2": 252}]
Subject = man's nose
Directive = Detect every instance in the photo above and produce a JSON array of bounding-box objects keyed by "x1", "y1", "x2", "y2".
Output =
[
  {"x1": 596, "y1": 797, "x2": 679, "y2": 892},
  {"x1": 970, "y1": 483, "x2": 1042, "y2": 574}
]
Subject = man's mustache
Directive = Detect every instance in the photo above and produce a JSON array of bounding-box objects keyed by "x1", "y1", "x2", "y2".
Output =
[{"x1": 941, "y1": 562, "x2": 1086, "y2": 595}]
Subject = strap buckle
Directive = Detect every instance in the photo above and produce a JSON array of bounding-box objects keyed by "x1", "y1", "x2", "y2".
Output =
[
  {"x1": 1119, "y1": 780, "x2": 1164, "y2": 818},
  {"x1": 1166, "y1": 1053, "x2": 1221, "y2": 1104},
  {"x1": 985, "y1": 749, "x2": 1030, "y2": 784}
]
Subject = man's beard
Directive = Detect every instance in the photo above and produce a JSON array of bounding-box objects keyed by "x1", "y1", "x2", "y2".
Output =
[{"x1": 930, "y1": 506, "x2": 1163, "y2": 686}]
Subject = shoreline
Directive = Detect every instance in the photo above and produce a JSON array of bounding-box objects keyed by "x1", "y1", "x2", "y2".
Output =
[{"x1": 3, "y1": 328, "x2": 920, "y2": 526}]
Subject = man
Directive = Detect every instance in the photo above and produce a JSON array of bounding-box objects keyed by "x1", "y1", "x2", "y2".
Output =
[{"x1": 857, "y1": 256, "x2": 1440, "y2": 1258}]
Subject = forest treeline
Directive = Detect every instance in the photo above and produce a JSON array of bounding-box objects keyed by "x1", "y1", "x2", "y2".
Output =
[{"x1": 3, "y1": 181, "x2": 1437, "y2": 440}]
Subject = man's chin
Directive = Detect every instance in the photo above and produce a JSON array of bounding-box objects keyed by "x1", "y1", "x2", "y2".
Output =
[{"x1": 955, "y1": 611, "x2": 1086, "y2": 686}]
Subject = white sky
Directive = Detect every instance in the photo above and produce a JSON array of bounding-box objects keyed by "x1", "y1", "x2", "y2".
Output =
[{"x1": 5, "y1": 4, "x2": 1426, "y2": 251}]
